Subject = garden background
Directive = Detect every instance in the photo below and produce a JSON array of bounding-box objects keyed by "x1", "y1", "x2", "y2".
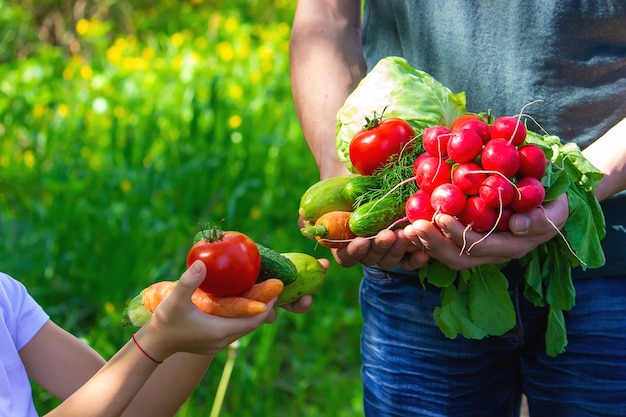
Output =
[{"x1": 0, "y1": 0, "x2": 365, "y2": 415}]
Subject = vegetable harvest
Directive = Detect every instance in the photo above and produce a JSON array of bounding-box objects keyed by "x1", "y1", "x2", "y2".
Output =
[
  {"x1": 122, "y1": 227, "x2": 327, "y2": 326},
  {"x1": 297, "y1": 56, "x2": 606, "y2": 356}
]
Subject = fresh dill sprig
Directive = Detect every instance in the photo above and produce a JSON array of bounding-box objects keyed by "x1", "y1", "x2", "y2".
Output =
[{"x1": 354, "y1": 140, "x2": 423, "y2": 207}]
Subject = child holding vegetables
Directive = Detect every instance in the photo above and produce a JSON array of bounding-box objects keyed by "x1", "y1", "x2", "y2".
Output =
[
  {"x1": 290, "y1": 1, "x2": 626, "y2": 417},
  {"x1": 1, "y1": 260, "x2": 316, "y2": 417}
]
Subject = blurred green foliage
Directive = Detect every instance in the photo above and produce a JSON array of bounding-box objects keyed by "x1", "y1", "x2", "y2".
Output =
[{"x1": 0, "y1": 0, "x2": 364, "y2": 415}]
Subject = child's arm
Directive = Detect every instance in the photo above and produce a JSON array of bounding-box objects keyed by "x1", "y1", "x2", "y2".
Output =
[{"x1": 20, "y1": 261, "x2": 276, "y2": 417}]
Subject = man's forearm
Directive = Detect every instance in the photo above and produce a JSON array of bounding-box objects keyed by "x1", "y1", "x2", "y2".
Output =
[
  {"x1": 582, "y1": 117, "x2": 626, "y2": 201},
  {"x1": 290, "y1": 0, "x2": 366, "y2": 179}
]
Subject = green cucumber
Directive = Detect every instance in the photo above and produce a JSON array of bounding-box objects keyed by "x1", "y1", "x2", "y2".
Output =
[
  {"x1": 255, "y1": 243, "x2": 297, "y2": 285},
  {"x1": 342, "y1": 175, "x2": 382, "y2": 202},
  {"x1": 298, "y1": 174, "x2": 359, "y2": 222},
  {"x1": 348, "y1": 196, "x2": 406, "y2": 237}
]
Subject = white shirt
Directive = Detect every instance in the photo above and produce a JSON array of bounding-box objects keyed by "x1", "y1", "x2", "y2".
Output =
[{"x1": 0, "y1": 273, "x2": 49, "y2": 417}]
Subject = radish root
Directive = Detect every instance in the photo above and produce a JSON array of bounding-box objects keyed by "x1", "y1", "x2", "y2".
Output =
[{"x1": 539, "y1": 205, "x2": 587, "y2": 267}]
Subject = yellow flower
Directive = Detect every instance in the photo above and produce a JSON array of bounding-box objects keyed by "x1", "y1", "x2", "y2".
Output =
[
  {"x1": 171, "y1": 32, "x2": 185, "y2": 48},
  {"x1": 249, "y1": 206, "x2": 262, "y2": 220},
  {"x1": 171, "y1": 55, "x2": 183, "y2": 71},
  {"x1": 104, "y1": 302, "x2": 115, "y2": 314},
  {"x1": 120, "y1": 179, "x2": 132, "y2": 193},
  {"x1": 228, "y1": 85, "x2": 243, "y2": 100},
  {"x1": 71, "y1": 54, "x2": 83, "y2": 66},
  {"x1": 23, "y1": 150, "x2": 35, "y2": 169},
  {"x1": 76, "y1": 19, "x2": 90, "y2": 36},
  {"x1": 134, "y1": 57, "x2": 149, "y2": 71},
  {"x1": 277, "y1": 22, "x2": 290, "y2": 37},
  {"x1": 122, "y1": 56, "x2": 137, "y2": 72},
  {"x1": 217, "y1": 41, "x2": 234, "y2": 62},
  {"x1": 106, "y1": 44, "x2": 123, "y2": 65},
  {"x1": 228, "y1": 114, "x2": 242, "y2": 129},
  {"x1": 142, "y1": 47, "x2": 156, "y2": 61},
  {"x1": 236, "y1": 40, "x2": 250, "y2": 60},
  {"x1": 32, "y1": 104, "x2": 47, "y2": 118},
  {"x1": 259, "y1": 44, "x2": 274, "y2": 61},
  {"x1": 224, "y1": 17, "x2": 239, "y2": 34},
  {"x1": 113, "y1": 106, "x2": 126, "y2": 118},
  {"x1": 80, "y1": 65, "x2": 93, "y2": 80},
  {"x1": 57, "y1": 104, "x2": 70, "y2": 118},
  {"x1": 62, "y1": 67, "x2": 74, "y2": 80},
  {"x1": 249, "y1": 70, "x2": 262, "y2": 85},
  {"x1": 194, "y1": 36, "x2": 208, "y2": 50},
  {"x1": 88, "y1": 19, "x2": 105, "y2": 36}
]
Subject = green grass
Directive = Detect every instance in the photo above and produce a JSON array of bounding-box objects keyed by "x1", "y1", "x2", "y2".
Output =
[{"x1": 0, "y1": 1, "x2": 365, "y2": 415}]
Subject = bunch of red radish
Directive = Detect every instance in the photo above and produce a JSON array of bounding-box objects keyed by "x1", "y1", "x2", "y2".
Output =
[{"x1": 406, "y1": 114, "x2": 548, "y2": 234}]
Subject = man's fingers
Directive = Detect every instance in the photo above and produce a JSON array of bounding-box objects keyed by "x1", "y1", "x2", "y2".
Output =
[{"x1": 334, "y1": 237, "x2": 372, "y2": 267}]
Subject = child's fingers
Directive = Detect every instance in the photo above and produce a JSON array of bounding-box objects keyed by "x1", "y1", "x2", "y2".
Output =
[{"x1": 175, "y1": 260, "x2": 206, "y2": 298}]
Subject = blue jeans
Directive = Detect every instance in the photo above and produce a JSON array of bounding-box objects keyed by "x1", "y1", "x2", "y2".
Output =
[{"x1": 360, "y1": 266, "x2": 626, "y2": 417}]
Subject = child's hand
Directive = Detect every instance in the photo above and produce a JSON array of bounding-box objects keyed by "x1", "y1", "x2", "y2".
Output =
[{"x1": 136, "y1": 261, "x2": 276, "y2": 361}]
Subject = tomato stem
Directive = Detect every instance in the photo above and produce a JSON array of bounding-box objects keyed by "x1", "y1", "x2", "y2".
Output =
[
  {"x1": 362, "y1": 105, "x2": 388, "y2": 130},
  {"x1": 198, "y1": 221, "x2": 225, "y2": 243}
]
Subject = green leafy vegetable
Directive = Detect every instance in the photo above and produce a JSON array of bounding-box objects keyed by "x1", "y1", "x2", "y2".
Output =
[
  {"x1": 465, "y1": 266, "x2": 516, "y2": 335},
  {"x1": 434, "y1": 285, "x2": 488, "y2": 340},
  {"x1": 545, "y1": 307, "x2": 568, "y2": 357},
  {"x1": 335, "y1": 56, "x2": 467, "y2": 172},
  {"x1": 336, "y1": 57, "x2": 607, "y2": 357}
]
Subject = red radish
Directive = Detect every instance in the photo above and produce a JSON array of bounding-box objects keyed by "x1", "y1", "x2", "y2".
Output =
[
  {"x1": 509, "y1": 176, "x2": 545, "y2": 213},
  {"x1": 495, "y1": 206, "x2": 514, "y2": 232},
  {"x1": 430, "y1": 183, "x2": 466, "y2": 216},
  {"x1": 458, "y1": 196, "x2": 498, "y2": 233},
  {"x1": 452, "y1": 162, "x2": 487, "y2": 195},
  {"x1": 480, "y1": 138, "x2": 520, "y2": 178},
  {"x1": 453, "y1": 118, "x2": 491, "y2": 144},
  {"x1": 447, "y1": 128, "x2": 483, "y2": 163},
  {"x1": 413, "y1": 154, "x2": 451, "y2": 194},
  {"x1": 479, "y1": 175, "x2": 515, "y2": 208},
  {"x1": 405, "y1": 189, "x2": 436, "y2": 222},
  {"x1": 490, "y1": 116, "x2": 527, "y2": 146},
  {"x1": 422, "y1": 126, "x2": 452, "y2": 158},
  {"x1": 518, "y1": 144, "x2": 547, "y2": 179}
]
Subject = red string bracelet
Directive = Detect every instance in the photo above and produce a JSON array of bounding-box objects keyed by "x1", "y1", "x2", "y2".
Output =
[{"x1": 132, "y1": 333, "x2": 163, "y2": 364}]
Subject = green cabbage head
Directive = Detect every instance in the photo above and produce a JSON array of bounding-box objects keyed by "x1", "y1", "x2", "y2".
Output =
[{"x1": 336, "y1": 56, "x2": 467, "y2": 171}]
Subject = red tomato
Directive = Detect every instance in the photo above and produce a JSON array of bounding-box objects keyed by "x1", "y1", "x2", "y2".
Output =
[
  {"x1": 186, "y1": 230, "x2": 261, "y2": 297},
  {"x1": 349, "y1": 117, "x2": 414, "y2": 175},
  {"x1": 450, "y1": 114, "x2": 483, "y2": 131}
]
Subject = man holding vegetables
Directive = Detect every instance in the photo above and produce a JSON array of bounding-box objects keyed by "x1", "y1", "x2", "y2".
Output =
[
  {"x1": 290, "y1": 1, "x2": 626, "y2": 416},
  {"x1": 1, "y1": 260, "x2": 314, "y2": 416}
]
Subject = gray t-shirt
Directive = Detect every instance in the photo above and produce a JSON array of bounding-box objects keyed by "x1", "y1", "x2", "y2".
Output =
[{"x1": 362, "y1": 0, "x2": 626, "y2": 277}]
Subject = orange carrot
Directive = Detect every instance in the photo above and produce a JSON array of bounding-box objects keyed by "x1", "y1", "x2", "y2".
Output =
[
  {"x1": 191, "y1": 292, "x2": 268, "y2": 317},
  {"x1": 142, "y1": 281, "x2": 176, "y2": 313},
  {"x1": 300, "y1": 210, "x2": 356, "y2": 248},
  {"x1": 240, "y1": 278, "x2": 284, "y2": 303},
  {"x1": 141, "y1": 280, "x2": 272, "y2": 318}
]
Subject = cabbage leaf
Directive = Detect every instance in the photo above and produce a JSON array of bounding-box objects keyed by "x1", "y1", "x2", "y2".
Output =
[{"x1": 336, "y1": 56, "x2": 467, "y2": 171}]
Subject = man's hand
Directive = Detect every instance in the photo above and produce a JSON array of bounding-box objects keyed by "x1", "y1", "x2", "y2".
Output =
[
  {"x1": 332, "y1": 228, "x2": 430, "y2": 271},
  {"x1": 404, "y1": 193, "x2": 569, "y2": 270}
]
